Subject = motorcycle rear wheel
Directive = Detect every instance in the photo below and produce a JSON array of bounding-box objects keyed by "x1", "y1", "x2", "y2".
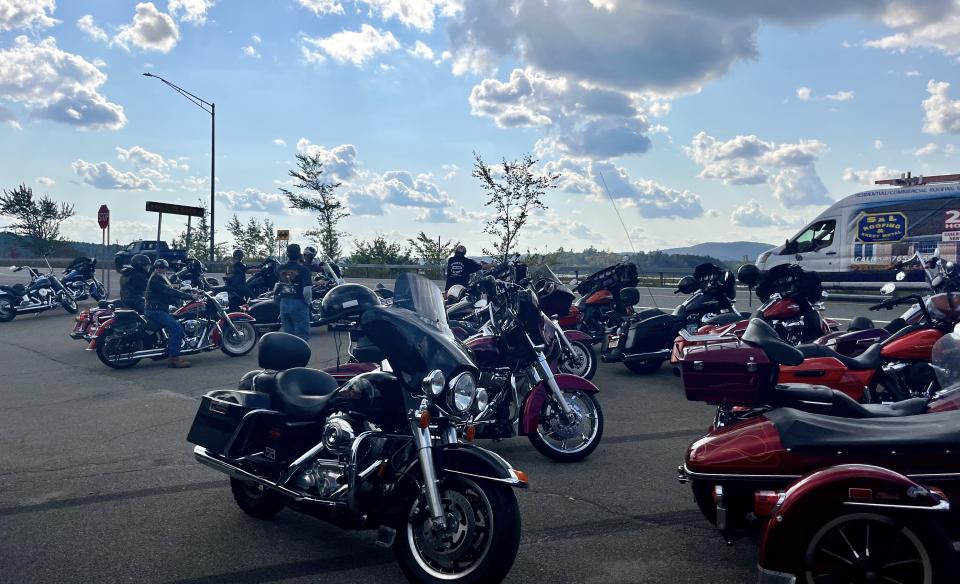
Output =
[
  {"x1": 394, "y1": 475, "x2": 520, "y2": 584},
  {"x1": 230, "y1": 478, "x2": 286, "y2": 519},
  {"x1": 558, "y1": 340, "x2": 598, "y2": 380},
  {"x1": 220, "y1": 321, "x2": 257, "y2": 356},
  {"x1": 96, "y1": 332, "x2": 142, "y2": 369},
  {"x1": 0, "y1": 297, "x2": 15, "y2": 322}
]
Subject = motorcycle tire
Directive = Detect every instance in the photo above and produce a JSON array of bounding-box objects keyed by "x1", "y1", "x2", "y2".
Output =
[
  {"x1": 625, "y1": 358, "x2": 663, "y2": 375},
  {"x1": 558, "y1": 340, "x2": 598, "y2": 380},
  {"x1": 220, "y1": 321, "x2": 258, "y2": 357},
  {"x1": 394, "y1": 475, "x2": 520, "y2": 584},
  {"x1": 0, "y1": 297, "x2": 16, "y2": 322},
  {"x1": 528, "y1": 391, "x2": 604, "y2": 462},
  {"x1": 95, "y1": 332, "x2": 142, "y2": 369},
  {"x1": 61, "y1": 295, "x2": 78, "y2": 314},
  {"x1": 797, "y1": 511, "x2": 954, "y2": 584},
  {"x1": 230, "y1": 478, "x2": 286, "y2": 519}
]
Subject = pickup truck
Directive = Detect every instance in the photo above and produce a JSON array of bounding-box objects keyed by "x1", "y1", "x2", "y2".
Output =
[{"x1": 120, "y1": 240, "x2": 188, "y2": 267}]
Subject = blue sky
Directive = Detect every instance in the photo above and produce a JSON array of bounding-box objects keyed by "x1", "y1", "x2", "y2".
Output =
[{"x1": 2, "y1": 0, "x2": 960, "y2": 255}]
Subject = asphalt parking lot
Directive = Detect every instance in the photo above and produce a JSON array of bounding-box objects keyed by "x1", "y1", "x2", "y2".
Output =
[{"x1": 0, "y1": 283, "x2": 882, "y2": 584}]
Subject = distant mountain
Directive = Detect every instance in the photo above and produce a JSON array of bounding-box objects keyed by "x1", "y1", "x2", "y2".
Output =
[{"x1": 660, "y1": 241, "x2": 774, "y2": 262}]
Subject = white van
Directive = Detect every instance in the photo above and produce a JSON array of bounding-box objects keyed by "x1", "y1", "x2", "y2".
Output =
[{"x1": 755, "y1": 178, "x2": 960, "y2": 285}]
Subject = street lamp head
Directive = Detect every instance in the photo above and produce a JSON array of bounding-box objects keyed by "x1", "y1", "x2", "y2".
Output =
[{"x1": 142, "y1": 72, "x2": 154, "y2": 77}]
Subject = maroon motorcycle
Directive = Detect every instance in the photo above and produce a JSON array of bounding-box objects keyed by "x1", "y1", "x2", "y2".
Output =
[{"x1": 678, "y1": 322, "x2": 960, "y2": 583}]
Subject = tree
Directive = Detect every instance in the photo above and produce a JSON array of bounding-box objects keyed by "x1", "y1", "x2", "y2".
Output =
[
  {"x1": 473, "y1": 152, "x2": 559, "y2": 263},
  {"x1": 0, "y1": 183, "x2": 75, "y2": 257},
  {"x1": 524, "y1": 247, "x2": 564, "y2": 267},
  {"x1": 280, "y1": 153, "x2": 349, "y2": 260},
  {"x1": 407, "y1": 231, "x2": 455, "y2": 265},
  {"x1": 225, "y1": 214, "x2": 278, "y2": 259},
  {"x1": 350, "y1": 235, "x2": 414, "y2": 264},
  {"x1": 171, "y1": 200, "x2": 227, "y2": 261}
]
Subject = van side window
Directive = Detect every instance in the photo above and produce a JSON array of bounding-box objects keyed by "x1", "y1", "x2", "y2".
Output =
[{"x1": 785, "y1": 220, "x2": 836, "y2": 254}]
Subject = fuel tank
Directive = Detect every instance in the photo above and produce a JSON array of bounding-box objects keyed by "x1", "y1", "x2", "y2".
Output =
[
  {"x1": 464, "y1": 334, "x2": 502, "y2": 369},
  {"x1": 880, "y1": 328, "x2": 943, "y2": 361},
  {"x1": 760, "y1": 298, "x2": 801, "y2": 321},
  {"x1": 584, "y1": 289, "x2": 614, "y2": 306}
]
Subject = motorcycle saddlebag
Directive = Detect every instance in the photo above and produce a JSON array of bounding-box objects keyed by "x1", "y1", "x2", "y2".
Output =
[
  {"x1": 111, "y1": 309, "x2": 142, "y2": 333},
  {"x1": 187, "y1": 389, "x2": 290, "y2": 461},
  {"x1": 680, "y1": 342, "x2": 775, "y2": 405},
  {"x1": 622, "y1": 313, "x2": 682, "y2": 355},
  {"x1": 247, "y1": 299, "x2": 281, "y2": 324}
]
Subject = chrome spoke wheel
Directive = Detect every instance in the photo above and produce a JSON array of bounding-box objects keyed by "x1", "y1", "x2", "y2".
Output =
[{"x1": 536, "y1": 391, "x2": 600, "y2": 456}]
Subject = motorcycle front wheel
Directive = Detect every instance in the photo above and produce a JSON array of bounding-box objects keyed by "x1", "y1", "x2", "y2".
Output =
[
  {"x1": 395, "y1": 475, "x2": 520, "y2": 584},
  {"x1": 558, "y1": 340, "x2": 598, "y2": 380},
  {"x1": 0, "y1": 297, "x2": 15, "y2": 322},
  {"x1": 528, "y1": 390, "x2": 604, "y2": 462},
  {"x1": 96, "y1": 332, "x2": 143, "y2": 369},
  {"x1": 61, "y1": 295, "x2": 78, "y2": 314},
  {"x1": 220, "y1": 321, "x2": 257, "y2": 356}
]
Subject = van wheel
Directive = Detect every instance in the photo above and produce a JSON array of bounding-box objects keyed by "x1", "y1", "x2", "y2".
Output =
[
  {"x1": 625, "y1": 358, "x2": 662, "y2": 374},
  {"x1": 230, "y1": 478, "x2": 285, "y2": 519}
]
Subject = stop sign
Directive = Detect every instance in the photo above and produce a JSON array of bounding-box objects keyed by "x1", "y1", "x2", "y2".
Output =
[{"x1": 97, "y1": 204, "x2": 110, "y2": 229}]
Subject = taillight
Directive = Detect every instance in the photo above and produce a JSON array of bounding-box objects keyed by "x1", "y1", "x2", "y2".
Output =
[{"x1": 754, "y1": 490, "x2": 785, "y2": 517}]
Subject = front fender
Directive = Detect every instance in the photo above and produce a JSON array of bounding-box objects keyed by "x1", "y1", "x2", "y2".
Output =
[
  {"x1": 436, "y1": 443, "x2": 528, "y2": 488},
  {"x1": 519, "y1": 373, "x2": 599, "y2": 435},
  {"x1": 758, "y1": 464, "x2": 948, "y2": 575},
  {"x1": 562, "y1": 329, "x2": 592, "y2": 343}
]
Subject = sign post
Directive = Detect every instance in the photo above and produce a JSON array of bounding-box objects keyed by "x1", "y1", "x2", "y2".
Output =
[
  {"x1": 145, "y1": 201, "x2": 206, "y2": 259},
  {"x1": 276, "y1": 229, "x2": 290, "y2": 258},
  {"x1": 98, "y1": 205, "x2": 110, "y2": 295}
]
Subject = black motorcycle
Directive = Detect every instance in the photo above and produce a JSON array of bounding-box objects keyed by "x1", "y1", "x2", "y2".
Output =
[
  {"x1": 62, "y1": 257, "x2": 105, "y2": 301},
  {"x1": 0, "y1": 263, "x2": 78, "y2": 322},
  {"x1": 602, "y1": 262, "x2": 740, "y2": 374},
  {"x1": 187, "y1": 273, "x2": 526, "y2": 584},
  {"x1": 571, "y1": 261, "x2": 639, "y2": 342}
]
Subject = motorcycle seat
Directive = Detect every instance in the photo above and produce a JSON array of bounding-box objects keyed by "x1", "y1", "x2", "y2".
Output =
[
  {"x1": 798, "y1": 342, "x2": 881, "y2": 370},
  {"x1": 703, "y1": 312, "x2": 749, "y2": 327},
  {"x1": 773, "y1": 384, "x2": 928, "y2": 418},
  {"x1": 1, "y1": 283, "x2": 26, "y2": 296},
  {"x1": 767, "y1": 407, "x2": 960, "y2": 453},
  {"x1": 742, "y1": 319, "x2": 804, "y2": 366},
  {"x1": 275, "y1": 367, "x2": 339, "y2": 418},
  {"x1": 634, "y1": 308, "x2": 666, "y2": 320}
]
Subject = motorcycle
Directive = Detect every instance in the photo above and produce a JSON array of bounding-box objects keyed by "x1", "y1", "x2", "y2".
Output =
[
  {"x1": 89, "y1": 290, "x2": 257, "y2": 368},
  {"x1": 678, "y1": 325, "x2": 960, "y2": 583},
  {"x1": 459, "y1": 275, "x2": 604, "y2": 462},
  {"x1": 187, "y1": 273, "x2": 526, "y2": 584},
  {"x1": 562, "y1": 261, "x2": 639, "y2": 342},
  {"x1": 0, "y1": 263, "x2": 78, "y2": 322},
  {"x1": 245, "y1": 261, "x2": 344, "y2": 334},
  {"x1": 603, "y1": 262, "x2": 739, "y2": 374},
  {"x1": 61, "y1": 257, "x2": 105, "y2": 301}
]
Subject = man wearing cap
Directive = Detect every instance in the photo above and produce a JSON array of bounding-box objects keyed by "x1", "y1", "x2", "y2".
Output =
[
  {"x1": 275, "y1": 243, "x2": 313, "y2": 341},
  {"x1": 445, "y1": 244, "x2": 485, "y2": 292}
]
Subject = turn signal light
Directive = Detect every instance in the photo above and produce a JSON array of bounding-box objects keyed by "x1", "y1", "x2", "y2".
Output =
[
  {"x1": 418, "y1": 409, "x2": 431, "y2": 429},
  {"x1": 754, "y1": 490, "x2": 785, "y2": 517},
  {"x1": 513, "y1": 470, "x2": 529, "y2": 484},
  {"x1": 465, "y1": 425, "x2": 476, "y2": 442}
]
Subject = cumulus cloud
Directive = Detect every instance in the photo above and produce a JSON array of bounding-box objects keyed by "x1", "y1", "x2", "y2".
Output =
[
  {"x1": 301, "y1": 24, "x2": 400, "y2": 67},
  {"x1": 874, "y1": 139, "x2": 884, "y2": 149},
  {"x1": 113, "y1": 2, "x2": 180, "y2": 53},
  {"x1": 217, "y1": 188, "x2": 289, "y2": 214},
  {"x1": 914, "y1": 142, "x2": 940, "y2": 156},
  {"x1": 864, "y1": 7, "x2": 960, "y2": 56},
  {"x1": 923, "y1": 80, "x2": 960, "y2": 135},
  {"x1": 349, "y1": 170, "x2": 458, "y2": 222},
  {"x1": 297, "y1": 0, "x2": 345, "y2": 15},
  {"x1": 796, "y1": 86, "x2": 812, "y2": 101},
  {"x1": 409, "y1": 40, "x2": 435, "y2": 60},
  {"x1": 272, "y1": 138, "x2": 286, "y2": 147},
  {"x1": 76, "y1": 15, "x2": 108, "y2": 43},
  {"x1": 730, "y1": 200, "x2": 795, "y2": 228},
  {"x1": 168, "y1": 0, "x2": 215, "y2": 25},
  {"x1": 0, "y1": 0, "x2": 57, "y2": 31},
  {"x1": 116, "y1": 145, "x2": 169, "y2": 169},
  {"x1": 242, "y1": 45, "x2": 260, "y2": 58},
  {"x1": 36, "y1": 176, "x2": 55, "y2": 186},
  {"x1": 295, "y1": 138, "x2": 359, "y2": 181},
  {"x1": 591, "y1": 161, "x2": 703, "y2": 219},
  {"x1": 825, "y1": 90, "x2": 855, "y2": 101},
  {"x1": 72, "y1": 159, "x2": 156, "y2": 190},
  {"x1": 685, "y1": 131, "x2": 831, "y2": 207},
  {"x1": 0, "y1": 36, "x2": 127, "y2": 130},
  {"x1": 842, "y1": 165, "x2": 905, "y2": 186}
]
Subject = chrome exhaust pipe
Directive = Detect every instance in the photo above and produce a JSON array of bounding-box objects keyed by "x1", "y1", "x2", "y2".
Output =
[{"x1": 193, "y1": 446, "x2": 336, "y2": 505}]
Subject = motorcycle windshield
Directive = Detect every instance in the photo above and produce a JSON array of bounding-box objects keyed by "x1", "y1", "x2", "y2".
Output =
[
  {"x1": 361, "y1": 273, "x2": 474, "y2": 389},
  {"x1": 528, "y1": 264, "x2": 561, "y2": 285},
  {"x1": 932, "y1": 325, "x2": 960, "y2": 394}
]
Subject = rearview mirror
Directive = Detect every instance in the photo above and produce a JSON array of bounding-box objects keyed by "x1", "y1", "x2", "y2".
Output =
[
  {"x1": 881, "y1": 283, "x2": 896, "y2": 295},
  {"x1": 895, "y1": 271, "x2": 907, "y2": 281}
]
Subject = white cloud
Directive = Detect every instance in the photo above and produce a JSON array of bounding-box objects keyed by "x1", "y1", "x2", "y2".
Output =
[
  {"x1": 914, "y1": 142, "x2": 939, "y2": 156},
  {"x1": 113, "y1": 2, "x2": 180, "y2": 54},
  {"x1": 0, "y1": 0, "x2": 57, "y2": 31},
  {"x1": 168, "y1": 0, "x2": 214, "y2": 24},
  {"x1": 842, "y1": 165, "x2": 905, "y2": 186},
  {"x1": 409, "y1": 40, "x2": 435, "y2": 60},
  {"x1": 116, "y1": 145, "x2": 169, "y2": 169},
  {"x1": 72, "y1": 159, "x2": 157, "y2": 190},
  {"x1": 242, "y1": 45, "x2": 260, "y2": 59},
  {"x1": 348, "y1": 170, "x2": 459, "y2": 222},
  {"x1": 217, "y1": 188, "x2": 289, "y2": 214},
  {"x1": 874, "y1": 139, "x2": 884, "y2": 149},
  {"x1": 441, "y1": 163, "x2": 457, "y2": 179},
  {"x1": 685, "y1": 131, "x2": 831, "y2": 207},
  {"x1": 301, "y1": 25, "x2": 400, "y2": 67},
  {"x1": 730, "y1": 200, "x2": 793, "y2": 228},
  {"x1": 865, "y1": 10, "x2": 960, "y2": 56},
  {"x1": 272, "y1": 138, "x2": 286, "y2": 147},
  {"x1": 251, "y1": 33, "x2": 261, "y2": 44},
  {"x1": 906, "y1": 69, "x2": 921, "y2": 76},
  {"x1": 590, "y1": 161, "x2": 703, "y2": 219},
  {"x1": 796, "y1": 86, "x2": 812, "y2": 101},
  {"x1": 922, "y1": 80, "x2": 960, "y2": 135},
  {"x1": 358, "y1": 0, "x2": 447, "y2": 32},
  {"x1": 295, "y1": 138, "x2": 359, "y2": 181},
  {"x1": 36, "y1": 176, "x2": 55, "y2": 186},
  {"x1": 0, "y1": 105, "x2": 19, "y2": 128},
  {"x1": 76, "y1": 15, "x2": 108, "y2": 43},
  {"x1": 0, "y1": 36, "x2": 127, "y2": 130},
  {"x1": 825, "y1": 90, "x2": 855, "y2": 101},
  {"x1": 297, "y1": 0, "x2": 345, "y2": 15}
]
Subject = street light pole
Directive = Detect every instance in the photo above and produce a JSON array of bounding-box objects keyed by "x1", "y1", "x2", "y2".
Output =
[{"x1": 142, "y1": 72, "x2": 216, "y2": 260}]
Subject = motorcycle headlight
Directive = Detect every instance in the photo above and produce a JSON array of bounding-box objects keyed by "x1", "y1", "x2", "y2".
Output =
[
  {"x1": 422, "y1": 370, "x2": 445, "y2": 397},
  {"x1": 450, "y1": 372, "x2": 477, "y2": 413},
  {"x1": 475, "y1": 388, "x2": 489, "y2": 414}
]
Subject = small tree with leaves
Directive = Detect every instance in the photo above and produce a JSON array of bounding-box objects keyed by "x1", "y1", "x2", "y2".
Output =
[
  {"x1": 350, "y1": 235, "x2": 414, "y2": 264},
  {"x1": 226, "y1": 215, "x2": 278, "y2": 259},
  {"x1": 0, "y1": 183, "x2": 75, "y2": 257},
  {"x1": 407, "y1": 231, "x2": 455, "y2": 265},
  {"x1": 473, "y1": 152, "x2": 559, "y2": 264},
  {"x1": 280, "y1": 153, "x2": 349, "y2": 260},
  {"x1": 172, "y1": 200, "x2": 227, "y2": 261}
]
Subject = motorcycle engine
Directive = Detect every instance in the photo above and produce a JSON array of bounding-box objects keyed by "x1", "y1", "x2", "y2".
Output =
[
  {"x1": 291, "y1": 412, "x2": 363, "y2": 499},
  {"x1": 322, "y1": 413, "x2": 357, "y2": 456},
  {"x1": 182, "y1": 320, "x2": 201, "y2": 349}
]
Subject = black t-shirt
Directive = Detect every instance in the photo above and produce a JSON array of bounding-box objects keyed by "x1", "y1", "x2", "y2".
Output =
[
  {"x1": 226, "y1": 260, "x2": 247, "y2": 287},
  {"x1": 446, "y1": 255, "x2": 482, "y2": 289},
  {"x1": 276, "y1": 261, "x2": 312, "y2": 301}
]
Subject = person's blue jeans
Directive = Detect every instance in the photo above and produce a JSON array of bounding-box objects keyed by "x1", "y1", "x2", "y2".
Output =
[
  {"x1": 145, "y1": 309, "x2": 184, "y2": 357},
  {"x1": 279, "y1": 297, "x2": 311, "y2": 341}
]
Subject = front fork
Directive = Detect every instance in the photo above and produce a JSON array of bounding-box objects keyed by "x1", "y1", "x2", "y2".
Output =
[
  {"x1": 410, "y1": 400, "x2": 458, "y2": 529},
  {"x1": 531, "y1": 349, "x2": 575, "y2": 418}
]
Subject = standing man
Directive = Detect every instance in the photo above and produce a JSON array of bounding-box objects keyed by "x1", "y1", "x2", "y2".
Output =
[
  {"x1": 145, "y1": 259, "x2": 197, "y2": 368},
  {"x1": 275, "y1": 243, "x2": 313, "y2": 342},
  {"x1": 225, "y1": 249, "x2": 251, "y2": 311},
  {"x1": 118, "y1": 253, "x2": 151, "y2": 314},
  {"x1": 445, "y1": 244, "x2": 484, "y2": 292}
]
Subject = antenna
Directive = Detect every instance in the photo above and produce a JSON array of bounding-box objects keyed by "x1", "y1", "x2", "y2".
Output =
[{"x1": 596, "y1": 169, "x2": 636, "y2": 255}]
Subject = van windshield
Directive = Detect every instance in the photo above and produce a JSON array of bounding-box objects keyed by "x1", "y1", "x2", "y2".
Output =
[{"x1": 784, "y1": 219, "x2": 836, "y2": 254}]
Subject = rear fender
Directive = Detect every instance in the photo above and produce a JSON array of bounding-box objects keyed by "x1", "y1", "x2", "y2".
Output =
[
  {"x1": 519, "y1": 373, "x2": 599, "y2": 435},
  {"x1": 562, "y1": 329, "x2": 592, "y2": 343},
  {"x1": 211, "y1": 312, "x2": 256, "y2": 345},
  {"x1": 86, "y1": 317, "x2": 116, "y2": 349},
  {"x1": 436, "y1": 442, "x2": 529, "y2": 488},
  {"x1": 758, "y1": 464, "x2": 949, "y2": 575}
]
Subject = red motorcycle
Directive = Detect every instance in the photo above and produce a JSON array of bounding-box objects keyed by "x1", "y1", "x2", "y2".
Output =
[
  {"x1": 678, "y1": 324, "x2": 960, "y2": 583},
  {"x1": 561, "y1": 261, "x2": 639, "y2": 342},
  {"x1": 89, "y1": 290, "x2": 257, "y2": 368}
]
